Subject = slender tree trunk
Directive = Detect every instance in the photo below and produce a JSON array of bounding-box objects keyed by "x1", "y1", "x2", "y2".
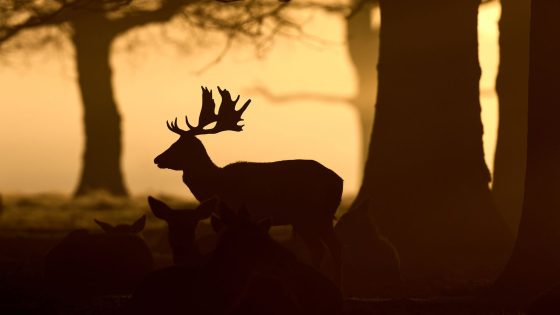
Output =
[
  {"x1": 73, "y1": 15, "x2": 128, "y2": 196},
  {"x1": 492, "y1": 0, "x2": 530, "y2": 232},
  {"x1": 493, "y1": 0, "x2": 560, "y2": 307},
  {"x1": 346, "y1": 0, "x2": 379, "y2": 167},
  {"x1": 353, "y1": 0, "x2": 510, "y2": 282}
]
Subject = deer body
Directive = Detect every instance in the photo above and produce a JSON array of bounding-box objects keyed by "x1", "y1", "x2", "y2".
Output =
[
  {"x1": 181, "y1": 155, "x2": 342, "y2": 225},
  {"x1": 155, "y1": 87, "x2": 343, "y2": 283},
  {"x1": 45, "y1": 216, "x2": 154, "y2": 298}
]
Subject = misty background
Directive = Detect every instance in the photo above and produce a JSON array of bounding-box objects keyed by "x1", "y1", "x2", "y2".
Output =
[{"x1": 0, "y1": 2, "x2": 499, "y2": 199}]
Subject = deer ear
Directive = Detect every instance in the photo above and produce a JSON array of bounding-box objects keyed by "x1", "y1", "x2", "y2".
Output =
[
  {"x1": 95, "y1": 219, "x2": 116, "y2": 234},
  {"x1": 130, "y1": 215, "x2": 146, "y2": 234},
  {"x1": 196, "y1": 197, "x2": 220, "y2": 220},
  {"x1": 148, "y1": 196, "x2": 171, "y2": 220},
  {"x1": 256, "y1": 217, "x2": 272, "y2": 232}
]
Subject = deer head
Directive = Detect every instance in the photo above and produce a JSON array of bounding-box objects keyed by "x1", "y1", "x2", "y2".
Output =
[
  {"x1": 148, "y1": 196, "x2": 218, "y2": 264},
  {"x1": 211, "y1": 202, "x2": 286, "y2": 266},
  {"x1": 94, "y1": 215, "x2": 146, "y2": 235},
  {"x1": 154, "y1": 86, "x2": 251, "y2": 170}
]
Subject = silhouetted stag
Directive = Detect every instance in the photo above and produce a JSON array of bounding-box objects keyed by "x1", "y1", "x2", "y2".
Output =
[
  {"x1": 155, "y1": 86, "x2": 343, "y2": 281},
  {"x1": 127, "y1": 202, "x2": 343, "y2": 315},
  {"x1": 45, "y1": 216, "x2": 154, "y2": 298},
  {"x1": 148, "y1": 196, "x2": 216, "y2": 265}
]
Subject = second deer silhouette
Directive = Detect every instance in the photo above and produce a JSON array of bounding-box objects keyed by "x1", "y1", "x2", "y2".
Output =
[
  {"x1": 45, "y1": 216, "x2": 154, "y2": 298},
  {"x1": 154, "y1": 86, "x2": 343, "y2": 283},
  {"x1": 148, "y1": 196, "x2": 217, "y2": 266}
]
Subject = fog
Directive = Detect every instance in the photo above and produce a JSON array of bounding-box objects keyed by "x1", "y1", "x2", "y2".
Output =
[{"x1": 0, "y1": 3, "x2": 500, "y2": 199}]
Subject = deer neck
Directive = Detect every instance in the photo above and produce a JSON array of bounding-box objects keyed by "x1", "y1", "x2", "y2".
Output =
[
  {"x1": 172, "y1": 244, "x2": 201, "y2": 265},
  {"x1": 181, "y1": 149, "x2": 221, "y2": 201}
]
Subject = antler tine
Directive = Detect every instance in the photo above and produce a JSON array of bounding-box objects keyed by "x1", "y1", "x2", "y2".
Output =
[
  {"x1": 237, "y1": 99, "x2": 251, "y2": 117},
  {"x1": 166, "y1": 117, "x2": 188, "y2": 135},
  {"x1": 185, "y1": 116, "x2": 197, "y2": 130}
]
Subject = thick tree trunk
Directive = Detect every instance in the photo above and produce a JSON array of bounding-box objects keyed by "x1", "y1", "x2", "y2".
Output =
[
  {"x1": 492, "y1": 0, "x2": 530, "y2": 232},
  {"x1": 493, "y1": 0, "x2": 560, "y2": 308},
  {"x1": 346, "y1": 0, "x2": 379, "y2": 166},
  {"x1": 353, "y1": 0, "x2": 510, "y2": 282},
  {"x1": 73, "y1": 15, "x2": 128, "y2": 196},
  {"x1": 338, "y1": 0, "x2": 403, "y2": 297}
]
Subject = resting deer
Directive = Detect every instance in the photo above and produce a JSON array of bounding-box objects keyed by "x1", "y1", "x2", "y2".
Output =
[
  {"x1": 45, "y1": 216, "x2": 154, "y2": 298},
  {"x1": 127, "y1": 202, "x2": 343, "y2": 315},
  {"x1": 154, "y1": 86, "x2": 343, "y2": 283},
  {"x1": 148, "y1": 196, "x2": 216, "y2": 266}
]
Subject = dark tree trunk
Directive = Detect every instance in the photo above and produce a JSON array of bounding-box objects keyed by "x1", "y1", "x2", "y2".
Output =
[
  {"x1": 352, "y1": 0, "x2": 510, "y2": 282},
  {"x1": 493, "y1": 0, "x2": 560, "y2": 307},
  {"x1": 73, "y1": 15, "x2": 128, "y2": 196},
  {"x1": 346, "y1": 0, "x2": 379, "y2": 166},
  {"x1": 337, "y1": 0, "x2": 403, "y2": 297},
  {"x1": 492, "y1": 0, "x2": 530, "y2": 232}
]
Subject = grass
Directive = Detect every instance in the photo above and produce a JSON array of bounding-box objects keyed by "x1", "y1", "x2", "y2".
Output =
[
  {"x1": 0, "y1": 192, "x2": 355, "y2": 231},
  {"x1": 0, "y1": 192, "x2": 191, "y2": 232}
]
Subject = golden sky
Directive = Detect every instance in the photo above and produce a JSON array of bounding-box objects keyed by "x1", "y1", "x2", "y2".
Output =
[{"x1": 0, "y1": 2, "x2": 500, "y2": 198}]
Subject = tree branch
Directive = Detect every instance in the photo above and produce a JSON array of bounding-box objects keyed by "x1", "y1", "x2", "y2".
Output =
[
  {"x1": 246, "y1": 85, "x2": 351, "y2": 104},
  {"x1": 0, "y1": 3, "x2": 68, "y2": 44},
  {"x1": 0, "y1": 0, "x2": 134, "y2": 45},
  {"x1": 110, "y1": 0, "x2": 199, "y2": 34}
]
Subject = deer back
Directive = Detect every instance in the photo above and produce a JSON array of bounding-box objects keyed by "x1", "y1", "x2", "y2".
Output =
[{"x1": 212, "y1": 159, "x2": 343, "y2": 224}]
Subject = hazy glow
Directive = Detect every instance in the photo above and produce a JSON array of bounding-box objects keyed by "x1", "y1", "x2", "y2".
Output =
[
  {"x1": 479, "y1": 2, "x2": 500, "y2": 184},
  {"x1": 0, "y1": 2, "x2": 500, "y2": 198}
]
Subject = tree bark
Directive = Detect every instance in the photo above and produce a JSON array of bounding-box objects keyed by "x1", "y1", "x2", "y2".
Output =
[
  {"x1": 493, "y1": 0, "x2": 560, "y2": 307},
  {"x1": 73, "y1": 14, "x2": 128, "y2": 196},
  {"x1": 353, "y1": 0, "x2": 510, "y2": 282},
  {"x1": 492, "y1": 0, "x2": 530, "y2": 233}
]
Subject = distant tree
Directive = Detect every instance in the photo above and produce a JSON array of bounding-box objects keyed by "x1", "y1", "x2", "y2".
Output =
[
  {"x1": 492, "y1": 0, "x2": 530, "y2": 232},
  {"x1": 346, "y1": 0, "x2": 378, "y2": 168},
  {"x1": 492, "y1": 0, "x2": 560, "y2": 308},
  {"x1": 0, "y1": 0, "x2": 343, "y2": 196},
  {"x1": 350, "y1": 0, "x2": 510, "y2": 282},
  {"x1": 252, "y1": 0, "x2": 379, "y2": 171}
]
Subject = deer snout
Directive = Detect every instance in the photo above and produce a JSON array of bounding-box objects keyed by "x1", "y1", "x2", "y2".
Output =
[
  {"x1": 154, "y1": 154, "x2": 164, "y2": 168},
  {"x1": 154, "y1": 150, "x2": 183, "y2": 170}
]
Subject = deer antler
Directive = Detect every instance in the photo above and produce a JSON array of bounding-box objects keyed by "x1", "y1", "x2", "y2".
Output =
[
  {"x1": 185, "y1": 87, "x2": 218, "y2": 130},
  {"x1": 167, "y1": 86, "x2": 251, "y2": 136},
  {"x1": 167, "y1": 118, "x2": 187, "y2": 135},
  {"x1": 213, "y1": 87, "x2": 251, "y2": 133}
]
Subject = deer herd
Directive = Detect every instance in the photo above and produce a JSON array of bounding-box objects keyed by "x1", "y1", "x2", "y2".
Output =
[{"x1": 43, "y1": 87, "x2": 350, "y2": 314}]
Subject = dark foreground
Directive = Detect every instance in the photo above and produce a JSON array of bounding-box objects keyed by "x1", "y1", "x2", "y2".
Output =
[{"x1": 0, "y1": 194, "x2": 520, "y2": 314}]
